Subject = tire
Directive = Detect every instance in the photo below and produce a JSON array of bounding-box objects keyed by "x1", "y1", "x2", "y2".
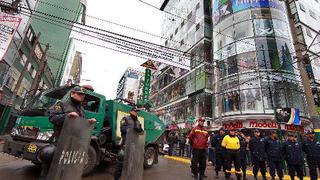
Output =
[
  {"x1": 82, "y1": 145, "x2": 97, "y2": 176},
  {"x1": 144, "y1": 147, "x2": 156, "y2": 169}
]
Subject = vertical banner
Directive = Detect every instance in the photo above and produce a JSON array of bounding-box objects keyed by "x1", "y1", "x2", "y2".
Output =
[
  {"x1": 0, "y1": 14, "x2": 21, "y2": 62},
  {"x1": 143, "y1": 69, "x2": 151, "y2": 101}
]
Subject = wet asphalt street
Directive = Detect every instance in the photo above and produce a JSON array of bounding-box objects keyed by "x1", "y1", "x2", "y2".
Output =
[{"x1": 0, "y1": 153, "x2": 248, "y2": 180}]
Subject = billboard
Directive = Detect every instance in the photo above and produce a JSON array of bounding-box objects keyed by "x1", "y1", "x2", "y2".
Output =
[
  {"x1": 0, "y1": 14, "x2": 21, "y2": 62},
  {"x1": 212, "y1": 0, "x2": 285, "y2": 25},
  {"x1": 275, "y1": 108, "x2": 301, "y2": 125}
]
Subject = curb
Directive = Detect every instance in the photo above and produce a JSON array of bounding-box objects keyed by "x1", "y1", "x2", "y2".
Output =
[{"x1": 163, "y1": 156, "x2": 315, "y2": 180}]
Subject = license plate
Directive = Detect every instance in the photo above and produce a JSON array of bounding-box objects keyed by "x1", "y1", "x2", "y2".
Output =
[{"x1": 26, "y1": 143, "x2": 37, "y2": 153}]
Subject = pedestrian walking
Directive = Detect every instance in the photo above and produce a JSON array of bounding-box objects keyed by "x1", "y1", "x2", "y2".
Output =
[
  {"x1": 188, "y1": 118, "x2": 210, "y2": 180},
  {"x1": 167, "y1": 130, "x2": 176, "y2": 156},
  {"x1": 249, "y1": 129, "x2": 267, "y2": 180},
  {"x1": 179, "y1": 133, "x2": 187, "y2": 156},
  {"x1": 222, "y1": 128, "x2": 242, "y2": 180},
  {"x1": 282, "y1": 132, "x2": 304, "y2": 180},
  {"x1": 211, "y1": 128, "x2": 226, "y2": 178},
  {"x1": 238, "y1": 130, "x2": 248, "y2": 180},
  {"x1": 38, "y1": 86, "x2": 96, "y2": 180},
  {"x1": 264, "y1": 130, "x2": 284, "y2": 180},
  {"x1": 208, "y1": 132, "x2": 215, "y2": 165},
  {"x1": 113, "y1": 107, "x2": 143, "y2": 180},
  {"x1": 302, "y1": 130, "x2": 320, "y2": 180}
]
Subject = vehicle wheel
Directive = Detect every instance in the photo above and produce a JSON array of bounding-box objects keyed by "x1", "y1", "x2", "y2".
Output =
[
  {"x1": 144, "y1": 147, "x2": 156, "y2": 169},
  {"x1": 82, "y1": 145, "x2": 97, "y2": 176}
]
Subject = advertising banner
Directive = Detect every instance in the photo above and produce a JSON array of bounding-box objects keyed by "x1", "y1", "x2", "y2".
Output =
[
  {"x1": 143, "y1": 68, "x2": 151, "y2": 101},
  {"x1": 0, "y1": 14, "x2": 21, "y2": 62},
  {"x1": 275, "y1": 108, "x2": 301, "y2": 125},
  {"x1": 212, "y1": 0, "x2": 285, "y2": 25}
]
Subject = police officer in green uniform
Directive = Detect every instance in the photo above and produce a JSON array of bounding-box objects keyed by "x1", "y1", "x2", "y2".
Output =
[
  {"x1": 38, "y1": 86, "x2": 96, "y2": 180},
  {"x1": 114, "y1": 107, "x2": 143, "y2": 180}
]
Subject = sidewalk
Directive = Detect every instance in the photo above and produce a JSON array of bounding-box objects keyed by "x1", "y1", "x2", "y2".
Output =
[{"x1": 163, "y1": 155, "x2": 318, "y2": 180}]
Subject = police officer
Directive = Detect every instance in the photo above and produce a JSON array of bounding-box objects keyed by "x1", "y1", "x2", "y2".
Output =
[
  {"x1": 302, "y1": 130, "x2": 320, "y2": 180},
  {"x1": 249, "y1": 129, "x2": 267, "y2": 180},
  {"x1": 237, "y1": 130, "x2": 248, "y2": 180},
  {"x1": 211, "y1": 128, "x2": 226, "y2": 178},
  {"x1": 264, "y1": 130, "x2": 283, "y2": 180},
  {"x1": 282, "y1": 132, "x2": 304, "y2": 180},
  {"x1": 39, "y1": 86, "x2": 96, "y2": 180},
  {"x1": 221, "y1": 128, "x2": 241, "y2": 180},
  {"x1": 114, "y1": 107, "x2": 143, "y2": 180},
  {"x1": 188, "y1": 117, "x2": 210, "y2": 180}
]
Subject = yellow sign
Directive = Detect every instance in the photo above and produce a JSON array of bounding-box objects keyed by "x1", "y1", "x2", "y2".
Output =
[
  {"x1": 27, "y1": 144, "x2": 37, "y2": 153},
  {"x1": 116, "y1": 111, "x2": 144, "y2": 139}
]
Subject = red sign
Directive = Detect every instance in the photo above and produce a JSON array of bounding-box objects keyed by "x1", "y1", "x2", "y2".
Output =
[
  {"x1": 223, "y1": 120, "x2": 305, "y2": 131},
  {"x1": 0, "y1": 14, "x2": 21, "y2": 62}
]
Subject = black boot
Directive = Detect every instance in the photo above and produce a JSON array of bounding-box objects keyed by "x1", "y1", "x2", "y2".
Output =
[
  {"x1": 198, "y1": 174, "x2": 204, "y2": 180},
  {"x1": 215, "y1": 171, "x2": 219, "y2": 178},
  {"x1": 253, "y1": 175, "x2": 258, "y2": 180}
]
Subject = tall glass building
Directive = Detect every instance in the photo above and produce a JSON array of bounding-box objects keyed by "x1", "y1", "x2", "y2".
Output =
[{"x1": 211, "y1": 0, "x2": 311, "y2": 129}]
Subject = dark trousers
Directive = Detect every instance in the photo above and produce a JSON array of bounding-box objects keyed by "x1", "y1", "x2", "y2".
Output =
[
  {"x1": 215, "y1": 152, "x2": 226, "y2": 173},
  {"x1": 179, "y1": 145, "x2": 185, "y2": 156},
  {"x1": 225, "y1": 150, "x2": 241, "y2": 179},
  {"x1": 287, "y1": 164, "x2": 303, "y2": 180},
  {"x1": 240, "y1": 158, "x2": 247, "y2": 180},
  {"x1": 114, "y1": 149, "x2": 125, "y2": 180},
  {"x1": 252, "y1": 159, "x2": 267, "y2": 178},
  {"x1": 168, "y1": 143, "x2": 174, "y2": 156},
  {"x1": 39, "y1": 163, "x2": 50, "y2": 180},
  {"x1": 191, "y1": 149, "x2": 207, "y2": 176},
  {"x1": 307, "y1": 160, "x2": 320, "y2": 180},
  {"x1": 269, "y1": 160, "x2": 283, "y2": 179}
]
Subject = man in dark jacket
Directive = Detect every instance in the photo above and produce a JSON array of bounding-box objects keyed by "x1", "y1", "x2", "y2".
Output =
[
  {"x1": 283, "y1": 132, "x2": 304, "y2": 180},
  {"x1": 264, "y1": 131, "x2": 283, "y2": 180},
  {"x1": 179, "y1": 133, "x2": 187, "y2": 157},
  {"x1": 249, "y1": 129, "x2": 267, "y2": 180},
  {"x1": 114, "y1": 107, "x2": 143, "y2": 180},
  {"x1": 302, "y1": 131, "x2": 320, "y2": 180},
  {"x1": 188, "y1": 117, "x2": 210, "y2": 180},
  {"x1": 39, "y1": 86, "x2": 96, "y2": 180},
  {"x1": 238, "y1": 130, "x2": 248, "y2": 180},
  {"x1": 211, "y1": 128, "x2": 226, "y2": 178},
  {"x1": 167, "y1": 130, "x2": 176, "y2": 156}
]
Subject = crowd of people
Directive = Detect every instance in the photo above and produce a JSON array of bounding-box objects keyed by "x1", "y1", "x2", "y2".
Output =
[{"x1": 168, "y1": 118, "x2": 320, "y2": 180}]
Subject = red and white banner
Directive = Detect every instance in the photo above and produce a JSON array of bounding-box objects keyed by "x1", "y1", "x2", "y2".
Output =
[
  {"x1": 223, "y1": 120, "x2": 305, "y2": 132},
  {"x1": 0, "y1": 14, "x2": 21, "y2": 62}
]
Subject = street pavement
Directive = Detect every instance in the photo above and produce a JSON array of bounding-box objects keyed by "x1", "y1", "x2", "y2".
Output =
[{"x1": 0, "y1": 153, "x2": 317, "y2": 180}]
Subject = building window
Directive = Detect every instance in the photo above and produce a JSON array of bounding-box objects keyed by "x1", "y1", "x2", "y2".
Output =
[
  {"x1": 5, "y1": 76, "x2": 14, "y2": 89},
  {"x1": 31, "y1": 68, "x2": 36, "y2": 78},
  {"x1": 196, "y1": 2, "x2": 200, "y2": 10},
  {"x1": 310, "y1": 10, "x2": 317, "y2": 20},
  {"x1": 306, "y1": 28, "x2": 313, "y2": 37},
  {"x1": 196, "y1": 23, "x2": 200, "y2": 31},
  {"x1": 180, "y1": 39, "x2": 184, "y2": 46},
  {"x1": 180, "y1": 20, "x2": 184, "y2": 28},
  {"x1": 187, "y1": 12, "x2": 192, "y2": 20},
  {"x1": 26, "y1": 26, "x2": 35, "y2": 44},
  {"x1": 299, "y1": 3, "x2": 306, "y2": 12},
  {"x1": 19, "y1": 50, "x2": 27, "y2": 65},
  {"x1": 175, "y1": 28, "x2": 178, "y2": 35}
]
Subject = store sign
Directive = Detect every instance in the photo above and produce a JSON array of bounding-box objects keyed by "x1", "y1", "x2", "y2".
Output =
[
  {"x1": 212, "y1": 0, "x2": 285, "y2": 25},
  {"x1": 223, "y1": 120, "x2": 278, "y2": 129},
  {"x1": 0, "y1": 14, "x2": 21, "y2": 62},
  {"x1": 142, "y1": 69, "x2": 151, "y2": 101},
  {"x1": 70, "y1": 25, "x2": 191, "y2": 70}
]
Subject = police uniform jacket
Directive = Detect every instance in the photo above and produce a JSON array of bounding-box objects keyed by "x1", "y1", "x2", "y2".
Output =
[
  {"x1": 249, "y1": 136, "x2": 267, "y2": 161},
  {"x1": 48, "y1": 99, "x2": 86, "y2": 141},
  {"x1": 211, "y1": 134, "x2": 225, "y2": 154},
  {"x1": 239, "y1": 136, "x2": 247, "y2": 160},
  {"x1": 264, "y1": 136, "x2": 283, "y2": 161},
  {"x1": 302, "y1": 138, "x2": 320, "y2": 162},
  {"x1": 283, "y1": 140, "x2": 303, "y2": 165},
  {"x1": 120, "y1": 115, "x2": 143, "y2": 145}
]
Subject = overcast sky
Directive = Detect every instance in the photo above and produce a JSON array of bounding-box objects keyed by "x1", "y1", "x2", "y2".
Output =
[{"x1": 77, "y1": 0, "x2": 163, "y2": 99}]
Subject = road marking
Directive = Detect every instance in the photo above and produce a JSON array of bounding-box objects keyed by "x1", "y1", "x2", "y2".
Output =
[{"x1": 163, "y1": 155, "x2": 317, "y2": 180}]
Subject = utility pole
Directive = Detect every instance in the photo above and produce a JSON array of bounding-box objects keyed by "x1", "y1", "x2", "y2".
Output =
[
  {"x1": 25, "y1": 43, "x2": 50, "y2": 104},
  {"x1": 0, "y1": 33, "x2": 40, "y2": 134},
  {"x1": 282, "y1": 0, "x2": 320, "y2": 139}
]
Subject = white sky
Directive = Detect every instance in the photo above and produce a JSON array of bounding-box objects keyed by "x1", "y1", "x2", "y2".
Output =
[{"x1": 77, "y1": 0, "x2": 163, "y2": 99}]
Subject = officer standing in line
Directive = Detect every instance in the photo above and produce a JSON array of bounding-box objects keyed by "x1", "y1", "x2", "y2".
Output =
[
  {"x1": 39, "y1": 86, "x2": 96, "y2": 180},
  {"x1": 188, "y1": 117, "x2": 210, "y2": 180},
  {"x1": 302, "y1": 130, "x2": 320, "y2": 180},
  {"x1": 114, "y1": 107, "x2": 144, "y2": 180},
  {"x1": 264, "y1": 130, "x2": 284, "y2": 180},
  {"x1": 282, "y1": 132, "x2": 304, "y2": 180},
  {"x1": 211, "y1": 128, "x2": 226, "y2": 178},
  {"x1": 238, "y1": 130, "x2": 248, "y2": 180},
  {"x1": 221, "y1": 128, "x2": 242, "y2": 180},
  {"x1": 249, "y1": 129, "x2": 267, "y2": 180}
]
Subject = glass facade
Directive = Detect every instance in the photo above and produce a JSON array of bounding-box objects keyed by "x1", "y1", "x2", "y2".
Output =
[{"x1": 212, "y1": 0, "x2": 308, "y2": 119}]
